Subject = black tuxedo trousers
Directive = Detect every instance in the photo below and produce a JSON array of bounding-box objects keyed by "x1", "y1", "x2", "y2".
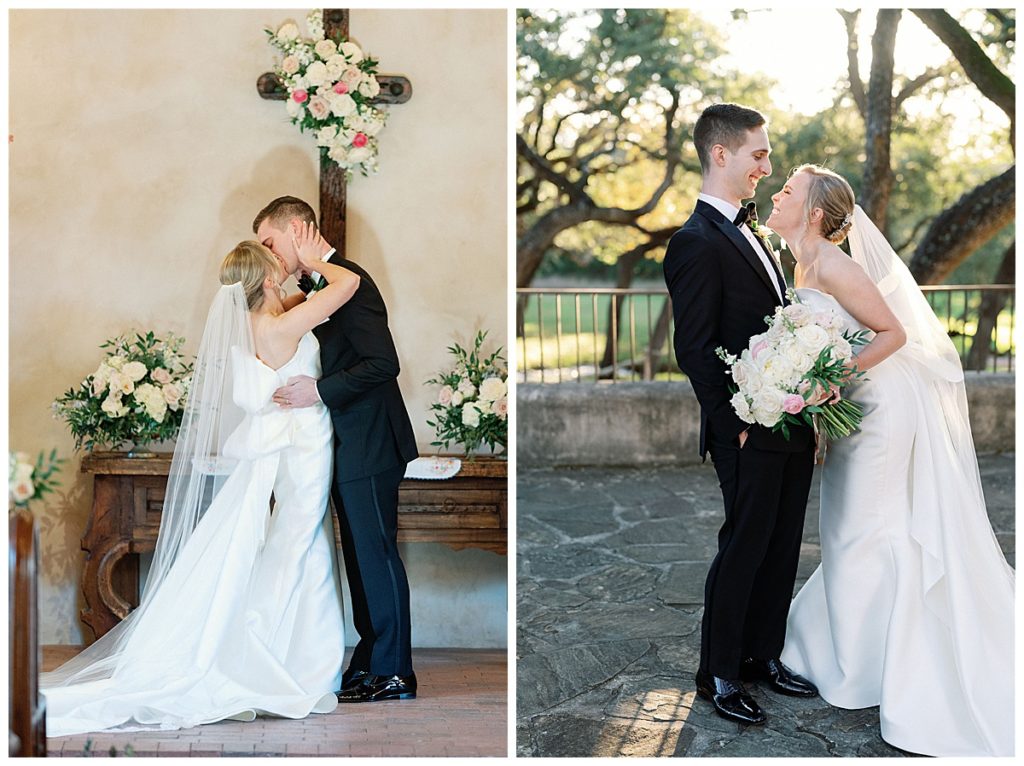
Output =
[
  {"x1": 663, "y1": 201, "x2": 815, "y2": 678},
  {"x1": 312, "y1": 255, "x2": 419, "y2": 678}
]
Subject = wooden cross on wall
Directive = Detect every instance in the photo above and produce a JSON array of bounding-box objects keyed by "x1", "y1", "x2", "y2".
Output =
[{"x1": 257, "y1": 9, "x2": 412, "y2": 255}]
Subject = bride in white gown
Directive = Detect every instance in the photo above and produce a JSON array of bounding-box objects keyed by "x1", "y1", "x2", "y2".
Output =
[
  {"x1": 765, "y1": 165, "x2": 1014, "y2": 757},
  {"x1": 42, "y1": 225, "x2": 361, "y2": 737}
]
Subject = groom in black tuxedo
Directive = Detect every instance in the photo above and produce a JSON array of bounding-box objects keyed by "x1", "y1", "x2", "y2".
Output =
[
  {"x1": 255, "y1": 196, "x2": 419, "y2": 703},
  {"x1": 662, "y1": 104, "x2": 818, "y2": 725}
]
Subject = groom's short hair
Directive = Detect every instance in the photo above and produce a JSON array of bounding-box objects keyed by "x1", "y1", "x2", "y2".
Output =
[
  {"x1": 693, "y1": 103, "x2": 767, "y2": 175},
  {"x1": 252, "y1": 196, "x2": 317, "y2": 234}
]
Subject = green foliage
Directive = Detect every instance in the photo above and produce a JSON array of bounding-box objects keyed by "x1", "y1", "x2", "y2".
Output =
[
  {"x1": 520, "y1": 8, "x2": 1015, "y2": 284},
  {"x1": 425, "y1": 331, "x2": 508, "y2": 454}
]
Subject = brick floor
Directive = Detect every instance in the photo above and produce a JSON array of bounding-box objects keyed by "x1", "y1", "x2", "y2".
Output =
[{"x1": 43, "y1": 646, "x2": 507, "y2": 757}]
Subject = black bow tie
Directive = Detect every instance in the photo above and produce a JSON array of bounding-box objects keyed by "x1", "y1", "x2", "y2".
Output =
[{"x1": 733, "y1": 201, "x2": 757, "y2": 227}]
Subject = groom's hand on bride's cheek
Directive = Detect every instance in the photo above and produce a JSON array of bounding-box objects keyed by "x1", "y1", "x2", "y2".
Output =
[{"x1": 272, "y1": 376, "x2": 320, "y2": 409}]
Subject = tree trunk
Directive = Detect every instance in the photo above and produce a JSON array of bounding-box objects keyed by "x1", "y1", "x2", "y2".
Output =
[
  {"x1": 964, "y1": 242, "x2": 1014, "y2": 371},
  {"x1": 860, "y1": 9, "x2": 901, "y2": 233},
  {"x1": 599, "y1": 248, "x2": 645, "y2": 372},
  {"x1": 909, "y1": 165, "x2": 1015, "y2": 284}
]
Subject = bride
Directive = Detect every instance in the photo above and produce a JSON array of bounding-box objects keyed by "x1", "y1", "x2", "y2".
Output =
[
  {"x1": 42, "y1": 224, "x2": 361, "y2": 737},
  {"x1": 764, "y1": 164, "x2": 1014, "y2": 757}
]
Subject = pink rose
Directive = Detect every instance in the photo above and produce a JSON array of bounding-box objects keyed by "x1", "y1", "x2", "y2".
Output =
[
  {"x1": 291, "y1": 89, "x2": 308, "y2": 104},
  {"x1": 751, "y1": 339, "x2": 769, "y2": 361},
  {"x1": 333, "y1": 81, "x2": 349, "y2": 95},
  {"x1": 782, "y1": 394, "x2": 805, "y2": 415},
  {"x1": 438, "y1": 385, "x2": 454, "y2": 406},
  {"x1": 352, "y1": 133, "x2": 368, "y2": 148}
]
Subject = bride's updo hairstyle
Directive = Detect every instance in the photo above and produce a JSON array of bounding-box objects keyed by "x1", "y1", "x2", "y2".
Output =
[
  {"x1": 794, "y1": 164, "x2": 856, "y2": 245},
  {"x1": 220, "y1": 241, "x2": 279, "y2": 310}
]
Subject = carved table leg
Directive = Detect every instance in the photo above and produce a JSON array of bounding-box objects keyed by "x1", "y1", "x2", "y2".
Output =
[{"x1": 80, "y1": 476, "x2": 137, "y2": 642}]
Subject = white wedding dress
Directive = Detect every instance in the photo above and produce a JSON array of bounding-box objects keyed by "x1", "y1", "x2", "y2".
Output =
[
  {"x1": 42, "y1": 331, "x2": 345, "y2": 737},
  {"x1": 782, "y1": 287, "x2": 1014, "y2": 757}
]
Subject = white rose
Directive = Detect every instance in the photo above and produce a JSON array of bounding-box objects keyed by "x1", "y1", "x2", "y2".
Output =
[
  {"x1": 830, "y1": 337, "x2": 853, "y2": 362},
  {"x1": 479, "y1": 377, "x2": 507, "y2": 402},
  {"x1": 751, "y1": 387, "x2": 786, "y2": 427},
  {"x1": 308, "y1": 95, "x2": 331, "y2": 120},
  {"x1": 101, "y1": 392, "x2": 127, "y2": 418},
  {"x1": 475, "y1": 399, "x2": 492, "y2": 415},
  {"x1": 329, "y1": 93, "x2": 356, "y2": 117},
  {"x1": 151, "y1": 367, "x2": 172, "y2": 385},
  {"x1": 163, "y1": 383, "x2": 183, "y2": 410},
  {"x1": 358, "y1": 77, "x2": 381, "y2": 98},
  {"x1": 314, "y1": 39, "x2": 337, "y2": 59},
  {"x1": 122, "y1": 361, "x2": 148, "y2": 382},
  {"x1": 14, "y1": 462, "x2": 33, "y2": 486},
  {"x1": 457, "y1": 379, "x2": 476, "y2": 396},
  {"x1": 731, "y1": 359, "x2": 756, "y2": 388},
  {"x1": 494, "y1": 397, "x2": 508, "y2": 420},
  {"x1": 782, "y1": 303, "x2": 811, "y2": 327},
  {"x1": 276, "y1": 22, "x2": 300, "y2": 42},
  {"x1": 348, "y1": 146, "x2": 372, "y2": 164},
  {"x1": 92, "y1": 363, "x2": 114, "y2": 396},
  {"x1": 10, "y1": 474, "x2": 33, "y2": 504},
  {"x1": 438, "y1": 385, "x2": 453, "y2": 406},
  {"x1": 107, "y1": 355, "x2": 127, "y2": 370},
  {"x1": 108, "y1": 371, "x2": 134, "y2": 396},
  {"x1": 339, "y1": 41, "x2": 364, "y2": 62},
  {"x1": 325, "y1": 54, "x2": 347, "y2": 80},
  {"x1": 340, "y1": 65, "x2": 363, "y2": 86},
  {"x1": 450, "y1": 390, "x2": 464, "y2": 406},
  {"x1": 281, "y1": 55, "x2": 301, "y2": 75},
  {"x1": 761, "y1": 354, "x2": 796, "y2": 387},
  {"x1": 795, "y1": 324, "x2": 831, "y2": 355},
  {"x1": 731, "y1": 392, "x2": 755, "y2": 424},
  {"x1": 461, "y1": 403, "x2": 481, "y2": 428},
  {"x1": 285, "y1": 98, "x2": 305, "y2": 119},
  {"x1": 136, "y1": 383, "x2": 167, "y2": 423},
  {"x1": 327, "y1": 145, "x2": 349, "y2": 164},
  {"x1": 355, "y1": 113, "x2": 384, "y2": 136},
  {"x1": 305, "y1": 61, "x2": 329, "y2": 87}
]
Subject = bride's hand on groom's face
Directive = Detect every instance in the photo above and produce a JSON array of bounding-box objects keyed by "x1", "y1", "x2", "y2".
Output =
[{"x1": 291, "y1": 221, "x2": 326, "y2": 272}]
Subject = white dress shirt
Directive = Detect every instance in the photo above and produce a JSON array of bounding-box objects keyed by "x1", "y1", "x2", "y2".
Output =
[
  {"x1": 698, "y1": 193, "x2": 784, "y2": 302},
  {"x1": 308, "y1": 247, "x2": 336, "y2": 285}
]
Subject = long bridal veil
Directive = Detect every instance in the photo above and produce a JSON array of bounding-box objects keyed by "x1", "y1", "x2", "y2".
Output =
[
  {"x1": 848, "y1": 205, "x2": 1014, "y2": 753},
  {"x1": 42, "y1": 283, "x2": 254, "y2": 688}
]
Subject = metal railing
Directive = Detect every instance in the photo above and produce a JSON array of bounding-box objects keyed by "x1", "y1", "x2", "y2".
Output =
[{"x1": 516, "y1": 285, "x2": 1015, "y2": 382}]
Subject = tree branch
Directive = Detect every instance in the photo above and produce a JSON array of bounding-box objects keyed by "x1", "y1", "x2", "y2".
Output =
[
  {"x1": 894, "y1": 65, "x2": 951, "y2": 109},
  {"x1": 516, "y1": 133, "x2": 590, "y2": 203},
  {"x1": 839, "y1": 10, "x2": 867, "y2": 117},
  {"x1": 912, "y1": 9, "x2": 1014, "y2": 120}
]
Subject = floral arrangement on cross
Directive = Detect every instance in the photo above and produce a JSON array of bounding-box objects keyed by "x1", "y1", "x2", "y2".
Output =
[
  {"x1": 266, "y1": 9, "x2": 386, "y2": 178},
  {"x1": 9, "y1": 450, "x2": 65, "y2": 508}
]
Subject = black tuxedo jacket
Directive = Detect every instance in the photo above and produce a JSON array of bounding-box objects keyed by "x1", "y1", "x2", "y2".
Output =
[
  {"x1": 663, "y1": 200, "x2": 812, "y2": 457},
  {"x1": 312, "y1": 253, "x2": 418, "y2": 482}
]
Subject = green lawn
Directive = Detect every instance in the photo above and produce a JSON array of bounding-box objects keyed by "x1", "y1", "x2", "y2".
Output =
[{"x1": 517, "y1": 290, "x2": 1015, "y2": 379}]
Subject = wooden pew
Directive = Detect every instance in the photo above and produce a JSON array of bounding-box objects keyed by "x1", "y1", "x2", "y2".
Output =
[{"x1": 8, "y1": 508, "x2": 46, "y2": 756}]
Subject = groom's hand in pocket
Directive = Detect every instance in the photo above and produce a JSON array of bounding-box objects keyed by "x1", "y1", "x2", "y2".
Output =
[{"x1": 273, "y1": 376, "x2": 321, "y2": 409}]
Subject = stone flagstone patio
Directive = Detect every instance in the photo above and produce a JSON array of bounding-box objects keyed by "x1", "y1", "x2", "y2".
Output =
[{"x1": 516, "y1": 454, "x2": 1014, "y2": 757}]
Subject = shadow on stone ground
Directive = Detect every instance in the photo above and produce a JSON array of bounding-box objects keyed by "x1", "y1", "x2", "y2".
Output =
[{"x1": 516, "y1": 454, "x2": 1015, "y2": 757}]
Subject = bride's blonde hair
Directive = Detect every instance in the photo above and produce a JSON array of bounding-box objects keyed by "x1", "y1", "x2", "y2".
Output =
[
  {"x1": 793, "y1": 164, "x2": 856, "y2": 245},
  {"x1": 220, "y1": 241, "x2": 279, "y2": 310}
]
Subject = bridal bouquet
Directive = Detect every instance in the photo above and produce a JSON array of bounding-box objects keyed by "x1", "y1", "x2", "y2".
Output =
[
  {"x1": 265, "y1": 10, "x2": 387, "y2": 178},
  {"x1": 716, "y1": 297, "x2": 870, "y2": 440},
  {"x1": 54, "y1": 332, "x2": 194, "y2": 452},
  {"x1": 9, "y1": 449, "x2": 64, "y2": 508},
  {"x1": 426, "y1": 331, "x2": 508, "y2": 454}
]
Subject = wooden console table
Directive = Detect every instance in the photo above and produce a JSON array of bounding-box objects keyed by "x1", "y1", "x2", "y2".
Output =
[{"x1": 79, "y1": 453, "x2": 506, "y2": 641}]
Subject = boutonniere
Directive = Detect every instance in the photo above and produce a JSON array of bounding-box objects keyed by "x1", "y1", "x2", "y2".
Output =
[{"x1": 749, "y1": 221, "x2": 782, "y2": 265}]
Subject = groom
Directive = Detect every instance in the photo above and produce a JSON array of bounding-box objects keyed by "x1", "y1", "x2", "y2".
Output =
[
  {"x1": 662, "y1": 104, "x2": 818, "y2": 725},
  {"x1": 254, "y1": 196, "x2": 419, "y2": 703}
]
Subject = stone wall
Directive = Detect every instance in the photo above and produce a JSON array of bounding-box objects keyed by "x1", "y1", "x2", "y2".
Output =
[{"x1": 517, "y1": 373, "x2": 1014, "y2": 467}]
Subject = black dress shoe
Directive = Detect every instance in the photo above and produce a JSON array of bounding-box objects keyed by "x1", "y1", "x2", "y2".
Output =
[
  {"x1": 694, "y1": 669, "x2": 766, "y2": 725},
  {"x1": 337, "y1": 672, "x2": 417, "y2": 703},
  {"x1": 740, "y1": 657, "x2": 818, "y2": 697},
  {"x1": 336, "y1": 669, "x2": 371, "y2": 696}
]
